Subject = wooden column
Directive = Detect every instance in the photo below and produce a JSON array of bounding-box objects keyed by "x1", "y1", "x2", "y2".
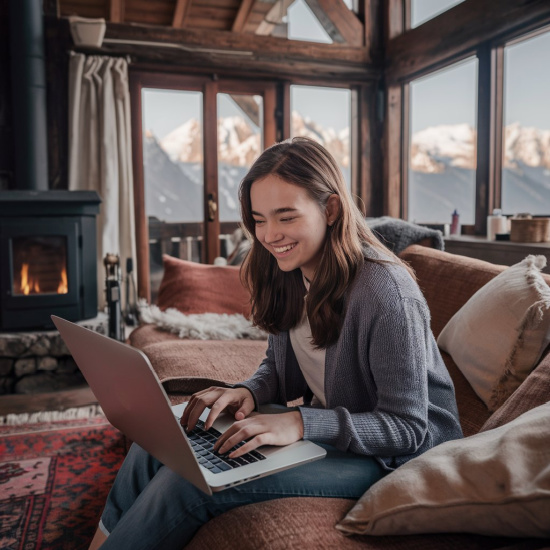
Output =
[
  {"x1": 203, "y1": 79, "x2": 220, "y2": 264},
  {"x1": 263, "y1": 85, "x2": 277, "y2": 148},
  {"x1": 129, "y1": 72, "x2": 150, "y2": 301},
  {"x1": 382, "y1": 0, "x2": 405, "y2": 218},
  {"x1": 352, "y1": 83, "x2": 380, "y2": 216}
]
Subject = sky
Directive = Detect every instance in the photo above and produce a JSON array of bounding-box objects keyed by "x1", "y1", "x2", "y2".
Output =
[
  {"x1": 143, "y1": 0, "x2": 550, "y2": 141},
  {"x1": 410, "y1": 0, "x2": 550, "y2": 133}
]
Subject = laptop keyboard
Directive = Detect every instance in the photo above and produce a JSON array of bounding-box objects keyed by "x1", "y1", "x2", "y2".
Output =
[{"x1": 186, "y1": 419, "x2": 266, "y2": 474}]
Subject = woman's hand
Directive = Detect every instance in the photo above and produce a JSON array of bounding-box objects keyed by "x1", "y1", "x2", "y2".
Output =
[
  {"x1": 213, "y1": 411, "x2": 304, "y2": 459},
  {"x1": 180, "y1": 386, "x2": 255, "y2": 432}
]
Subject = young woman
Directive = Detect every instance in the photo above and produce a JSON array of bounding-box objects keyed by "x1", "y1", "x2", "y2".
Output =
[{"x1": 90, "y1": 137, "x2": 462, "y2": 550}]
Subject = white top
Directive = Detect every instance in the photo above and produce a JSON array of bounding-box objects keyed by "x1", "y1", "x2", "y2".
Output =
[{"x1": 289, "y1": 278, "x2": 327, "y2": 407}]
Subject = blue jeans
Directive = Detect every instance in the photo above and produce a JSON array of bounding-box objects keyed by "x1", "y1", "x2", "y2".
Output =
[{"x1": 99, "y1": 443, "x2": 386, "y2": 549}]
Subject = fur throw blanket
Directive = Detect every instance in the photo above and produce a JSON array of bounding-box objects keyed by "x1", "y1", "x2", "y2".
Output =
[
  {"x1": 367, "y1": 216, "x2": 445, "y2": 255},
  {"x1": 138, "y1": 301, "x2": 267, "y2": 341}
]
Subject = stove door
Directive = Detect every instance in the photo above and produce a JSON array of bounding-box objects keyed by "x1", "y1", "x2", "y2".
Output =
[{"x1": 0, "y1": 217, "x2": 82, "y2": 329}]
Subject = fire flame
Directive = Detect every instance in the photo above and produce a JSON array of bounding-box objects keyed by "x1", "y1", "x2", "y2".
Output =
[
  {"x1": 20, "y1": 263, "x2": 40, "y2": 295},
  {"x1": 19, "y1": 263, "x2": 68, "y2": 295},
  {"x1": 58, "y1": 267, "x2": 68, "y2": 294}
]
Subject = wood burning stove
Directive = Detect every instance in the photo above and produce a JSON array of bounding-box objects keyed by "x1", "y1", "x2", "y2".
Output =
[{"x1": 0, "y1": 190, "x2": 101, "y2": 330}]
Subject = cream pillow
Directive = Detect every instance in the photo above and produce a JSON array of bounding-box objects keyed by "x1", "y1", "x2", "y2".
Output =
[
  {"x1": 337, "y1": 402, "x2": 550, "y2": 538},
  {"x1": 437, "y1": 255, "x2": 550, "y2": 411}
]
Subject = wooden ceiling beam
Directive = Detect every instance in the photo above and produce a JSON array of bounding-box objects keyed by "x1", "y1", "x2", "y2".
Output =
[
  {"x1": 101, "y1": 20, "x2": 370, "y2": 64},
  {"x1": 304, "y1": 0, "x2": 364, "y2": 46},
  {"x1": 84, "y1": 20, "x2": 377, "y2": 81},
  {"x1": 386, "y1": 0, "x2": 550, "y2": 84},
  {"x1": 232, "y1": 0, "x2": 256, "y2": 32},
  {"x1": 172, "y1": 0, "x2": 193, "y2": 29},
  {"x1": 110, "y1": 0, "x2": 125, "y2": 23}
]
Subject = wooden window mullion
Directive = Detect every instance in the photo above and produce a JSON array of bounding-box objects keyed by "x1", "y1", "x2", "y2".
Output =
[{"x1": 203, "y1": 80, "x2": 220, "y2": 264}]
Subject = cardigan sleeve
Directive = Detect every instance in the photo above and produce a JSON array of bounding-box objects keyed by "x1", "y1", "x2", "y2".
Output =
[
  {"x1": 299, "y1": 297, "x2": 431, "y2": 457},
  {"x1": 234, "y1": 334, "x2": 280, "y2": 409}
]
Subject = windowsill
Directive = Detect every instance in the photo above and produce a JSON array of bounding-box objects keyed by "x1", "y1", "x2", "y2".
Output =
[
  {"x1": 443, "y1": 236, "x2": 550, "y2": 273},
  {"x1": 445, "y1": 235, "x2": 550, "y2": 249}
]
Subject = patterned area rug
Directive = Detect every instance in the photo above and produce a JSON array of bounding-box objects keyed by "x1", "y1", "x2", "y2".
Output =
[{"x1": 0, "y1": 415, "x2": 127, "y2": 549}]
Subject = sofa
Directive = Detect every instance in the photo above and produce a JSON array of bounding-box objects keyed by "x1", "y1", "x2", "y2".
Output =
[{"x1": 128, "y1": 245, "x2": 550, "y2": 549}]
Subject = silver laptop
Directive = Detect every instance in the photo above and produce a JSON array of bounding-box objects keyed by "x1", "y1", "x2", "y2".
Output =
[{"x1": 51, "y1": 315, "x2": 326, "y2": 495}]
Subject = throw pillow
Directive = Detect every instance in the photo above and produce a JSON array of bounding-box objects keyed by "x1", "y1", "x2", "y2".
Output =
[
  {"x1": 479, "y1": 349, "x2": 550, "y2": 432},
  {"x1": 156, "y1": 255, "x2": 252, "y2": 317},
  {"x1": 437, "y1": 255, "x2": 550, "y2": 411},
  {"x1": 336, "y1": 402, "x2": 550, "y2": 538}
]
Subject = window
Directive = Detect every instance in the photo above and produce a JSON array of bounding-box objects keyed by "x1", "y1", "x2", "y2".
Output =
[
  {"x1": 410, "y1": 0, "x2": 464, "y2": 29},
  {"x1": 142, "y1": 88, "x2": 204, "y2": 299},
  {"x1": 288, "y1": 0, "x2": 332, "y2": 43},
  {"x1": 408, "y1": 58, "x2": 478, "y2": 225},
  {"x1": 290, "y1": 85, "x2": 352, "y2": 188},
  {"x1": 217, "y1": 94, "x2": 263, "y2": 222},
  {"x1": 133, "y1": 74, "x2": 276, "y2": 300},
  {"x1": 502, "y1": 29, "x2": 550, "y2": 216}
]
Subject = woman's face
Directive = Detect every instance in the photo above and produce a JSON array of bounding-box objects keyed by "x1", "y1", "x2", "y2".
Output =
[{"x1": 250, "y1": 175, "x2": 335, "y2": 281}]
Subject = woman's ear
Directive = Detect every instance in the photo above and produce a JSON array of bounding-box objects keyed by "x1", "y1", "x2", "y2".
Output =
[{"x1": 326, "y1": 194, "x2": 341, "y2": 226}]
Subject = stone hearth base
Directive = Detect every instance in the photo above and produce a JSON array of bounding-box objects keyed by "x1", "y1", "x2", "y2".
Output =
[{"x1": 0, "y1": 314, "x2": 108, "y2": 394}]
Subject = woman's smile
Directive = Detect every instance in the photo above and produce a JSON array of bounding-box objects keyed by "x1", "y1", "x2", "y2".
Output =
[{"x1": 272, "y1": 243, "x2": 297, "y2": 255}]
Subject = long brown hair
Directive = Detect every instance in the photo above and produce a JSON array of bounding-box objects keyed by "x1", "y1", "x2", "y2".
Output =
[{"x1": 240, "y1": 137, "x2": 412, "y2": 348}]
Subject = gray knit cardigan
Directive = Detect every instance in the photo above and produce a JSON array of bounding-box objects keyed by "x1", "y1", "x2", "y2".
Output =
[{"x1": 238, "y1": 257, "x2": 463, "y2": 470}]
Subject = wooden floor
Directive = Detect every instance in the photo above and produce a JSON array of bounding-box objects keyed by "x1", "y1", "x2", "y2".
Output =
[{"x1": 0, "y1": 386, "x2": 98, "y2": 416}]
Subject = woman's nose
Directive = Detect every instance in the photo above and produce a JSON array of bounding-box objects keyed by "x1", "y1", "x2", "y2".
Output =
[{"x1": 264, "y1": 222, "x2": 282, "y2": 244}]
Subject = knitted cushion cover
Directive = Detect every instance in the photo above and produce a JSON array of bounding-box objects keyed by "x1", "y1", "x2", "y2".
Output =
[{"x1": 129, "y1": 326, "x2": 267, "y2": 394}]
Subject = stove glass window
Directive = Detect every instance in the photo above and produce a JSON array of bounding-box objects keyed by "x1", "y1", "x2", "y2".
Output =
[{"x1": 12, "y1": 236, "x2": 69, "y2": 295}]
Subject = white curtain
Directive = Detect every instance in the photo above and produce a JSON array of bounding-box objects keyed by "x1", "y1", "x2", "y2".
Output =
[{"x1": 68, "y1": 52, "x2": 137, "y2": 310}]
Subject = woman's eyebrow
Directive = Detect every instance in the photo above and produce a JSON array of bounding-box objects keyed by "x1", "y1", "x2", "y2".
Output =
[{"x1": 251, "y1": 207, "x2": 298, "y2": 217}]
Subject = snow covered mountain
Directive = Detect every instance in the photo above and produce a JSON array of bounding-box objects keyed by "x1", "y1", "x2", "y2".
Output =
[
  {"x1": 409, "y1": 123, "x2": 550, "y2": 223},
  {"x1": 411, "y1": 122, "x2": 550, "y2": 172},
  {"x1": 144, "y1": 119, "x2": 550, "y2": 225},
  {"x1": 158, "y1": 112, "x2": 349, "y2": 168}
]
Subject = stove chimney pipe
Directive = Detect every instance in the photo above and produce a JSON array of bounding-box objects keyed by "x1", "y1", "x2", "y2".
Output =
[{"x1": 9, "y1": 0, "x2": 49, "y2": 191}]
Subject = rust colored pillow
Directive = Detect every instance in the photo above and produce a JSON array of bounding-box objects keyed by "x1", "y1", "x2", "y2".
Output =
[
  {"x1": 156, "y1": 255, "x2": 251, "y2": 317},
  {"x1": 480, "y1": 350, "x2": 550, "y2": 432}
]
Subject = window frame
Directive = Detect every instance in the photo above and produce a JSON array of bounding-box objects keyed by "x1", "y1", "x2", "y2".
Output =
[
  {"x1": 129, "y1": 70, "x2": 360, "y2": 300},
  {"x1": 129, "y1": 71, "x2": 277, "y2": 300},
  {"x1": 385, "y1": 1, "x2": 550, "y2": 235}
]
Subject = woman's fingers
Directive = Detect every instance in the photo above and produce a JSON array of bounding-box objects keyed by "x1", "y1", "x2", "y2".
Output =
[
  {"x1": 213, "y1": 411, "x2": 304, "y2": 459},
  {"x1": 180, "y1": 387, "x2": 255, "y2": 432},
  {"x1": 181, "y1": 387, "x2": 223, "y2": 430},
  {"x1": 214, "y1": 419, "x2": 263, "y2": 457},
  {"x1": 180, "y1": 388, "x2": 212, "y2": 427},
  {"x1": 203, "y1": 397, "x2": 232, "y2": 430}
]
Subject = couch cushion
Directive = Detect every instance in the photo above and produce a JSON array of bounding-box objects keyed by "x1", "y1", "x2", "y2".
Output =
[
  {"x1": 440, "y1": 352, "x2": 490, "y2": 437},
  {"x1": 186, "y1": 497, "x2": 515, "y2": 550},
  {"x1": 437, "y1": 255, "x2": 550, "y2": 411},
  {"x1": 480, "y1": 349, "x2": 550, "y2": 432},
  {"x1": 399, "y1": 246, "x2": 507, "y2": 339},
  {"x1": 157, "y1": 254, "x2": 251, "y2": 317},
  {"x1": 337, "y1": 402, "x2": 550, "y2": 538},
  {"x1": 130, "y1": 326, "x2": 267, "y2": 394}
]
